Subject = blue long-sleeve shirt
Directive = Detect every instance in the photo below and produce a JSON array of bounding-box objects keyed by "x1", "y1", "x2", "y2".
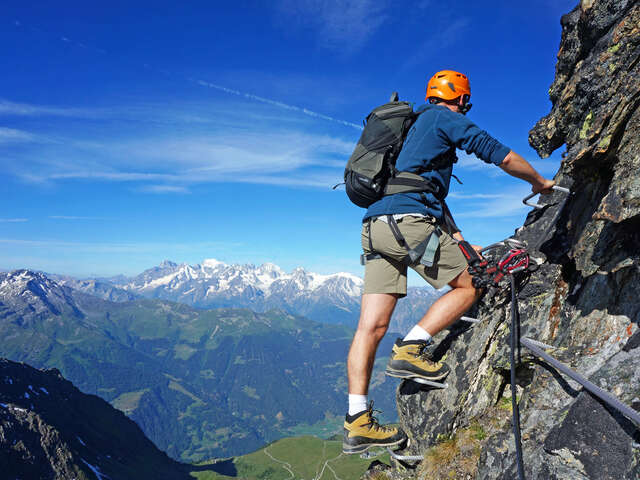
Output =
[{"x1": 363, "y1": 103, "x2": 511, "y2": 221}]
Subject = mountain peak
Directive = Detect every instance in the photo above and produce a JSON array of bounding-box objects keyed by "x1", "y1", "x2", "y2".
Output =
[
  {"x1": 202, "y1": 258, "x2": 226, "y2": 268},
  {"x1": 0, "y1": 270, "x2": 81, "y2": 318},
  {"x1": 159, "y1": 260, "x2": 178, "y2": 268}
]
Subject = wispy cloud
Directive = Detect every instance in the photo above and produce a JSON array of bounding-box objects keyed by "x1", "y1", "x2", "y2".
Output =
[
  {"x1": 275, "y1": 0, "x2": 390, "y2": 55},
  {"x1": 452, "y1": 186, "x2": 532, "y2": 218},
  {"x1": 137, "y1": 185, "x2": 191, "y2": 194},
  {"x1": 0, "y1": 218, "x2": 28, "y2": 223},
  {"x1": 0, "y1": 127, "x2": 38, "y2": 144},
  {"x1": 0, "y1": 237, "x2": 242, "y2": 254},
  {"x1": 448, "y1": 192, "x2": 506, "y2": 200},
  {"x1": 0, "y1": 99, "x2": 101, "y2": 118},
  {"x1": 48, "y1": 215, "x2": 108, "y2": 220},
  {"x1": 4, "y1": 107, "x2": 354, "y2": 191}
]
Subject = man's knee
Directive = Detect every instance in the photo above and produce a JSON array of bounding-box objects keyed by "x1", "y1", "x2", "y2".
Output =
[
  {"x1": 357, "y1": 293, "x2": 398, "y2": 338},
  {"x1": 448, "y1": 268, "x2": 480, "y2": 296}
]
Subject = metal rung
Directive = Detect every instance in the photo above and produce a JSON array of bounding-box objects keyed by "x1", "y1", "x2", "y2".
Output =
[
  {"x1": 460, "y1": 316, "x2": 481, "y2": 324},
  {"x1": 386, "y1": 447, "x2": 423, "y2": 462},
  {"x1": 520, "y1": 337, "x2": 640, "y2": 426},
  {"x1": 403, "y1": 377, "x2": 448, "y2": 389},
  {"x1": 521, "y1": 337, "x2": 558, "y2": 350},
  {"x1": 522, "y1": 185, "x2": 571, "y2": 209}
]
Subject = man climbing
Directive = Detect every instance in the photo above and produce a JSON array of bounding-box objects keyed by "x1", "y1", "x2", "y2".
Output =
[{"x1": 342, "y1": 70, "x2": 555, "y2": 454}]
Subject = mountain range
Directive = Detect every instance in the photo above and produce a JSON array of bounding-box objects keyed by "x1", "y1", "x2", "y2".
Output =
[
  {"x1": 0, "y1": 269, "x2": 400, "y2": 461},
  {"x1": 53, "y1": 259, "x2": 442, "y2": 332}
]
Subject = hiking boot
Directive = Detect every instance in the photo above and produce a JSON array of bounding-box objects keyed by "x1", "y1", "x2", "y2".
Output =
[
  {"x1": 385, "y1": 338, "x2": 450, "y2": 381},
  {"x1": 342, "y1": 402, "x2": 407, "y2": 454}
]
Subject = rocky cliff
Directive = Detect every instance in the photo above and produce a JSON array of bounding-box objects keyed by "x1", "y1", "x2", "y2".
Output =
[
  {"x1": 384, "y1": 1, "x2": 640, "y2": 479},
  {"x1": 0, "y1": 358, "x2": 222, "y2": 479}
]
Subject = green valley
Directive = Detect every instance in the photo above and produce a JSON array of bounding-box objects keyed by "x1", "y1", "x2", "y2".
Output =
[{"x1": 0, "y1": 270, "x2": 400, "y2": 462}]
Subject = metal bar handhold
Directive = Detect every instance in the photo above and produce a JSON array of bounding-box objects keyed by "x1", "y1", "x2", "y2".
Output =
[
  {"x1": 460, "y1": 316, "x2": 481, "y2": 323},
  {"x1": 404, "y1": 377, "x2": 448, "y2": 389},
  {"x1": 523, "y1": 185, "x2": 570, "y2": 209},
  {"x1": 386, "y1": 447, "x2": 423, "y2": 462},
  {"x1": 520, "y1": 337, "x2": 640, "y2": 426},
  {"x1": 522, "y1": 337, "x2": 558, "y2": 350}
]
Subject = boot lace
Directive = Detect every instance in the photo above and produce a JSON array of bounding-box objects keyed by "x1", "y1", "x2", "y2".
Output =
[
  {"x1": 416, "y1": 342, "x2": 438, "y2": 364},
  {"x1": 364, "y1": 401, "x2": 393, "y2": 432}
]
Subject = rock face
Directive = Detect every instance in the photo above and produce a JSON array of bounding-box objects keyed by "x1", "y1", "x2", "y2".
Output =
[{"x1": 391, "y1": 1, "x2": 640, "y2": 479}]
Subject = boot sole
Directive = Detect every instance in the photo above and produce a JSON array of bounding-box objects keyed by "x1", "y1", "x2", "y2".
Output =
[
  {"x1": 342, "y1": 437, "x2": 405, "y2": 455},
  {"x1": 385, "y1": 367, "x2": 449, "y2": 381}
]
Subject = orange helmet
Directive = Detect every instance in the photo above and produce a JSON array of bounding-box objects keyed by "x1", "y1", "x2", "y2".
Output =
[{"x1": 425, "y1": 70, "x2": 471, "y2": 101}]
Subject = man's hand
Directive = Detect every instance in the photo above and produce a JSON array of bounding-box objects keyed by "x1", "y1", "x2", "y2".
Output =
[
  {"x1": 532, "y1": 178, "x2": 555, "y2": 195},
  {"x1": 472, "y1": 244, "x2": 483, "y2": 255}
]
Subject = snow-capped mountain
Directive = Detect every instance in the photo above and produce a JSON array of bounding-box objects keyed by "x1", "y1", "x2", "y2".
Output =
[
  {"x1": 55, "y1": 259, "x2": 442, "y2": 332},
  {"x1": 0, "y1": 270, "x2": 82, "y2": 320},
  {"x1": 109, "y1": 259, "x2": 365, "y2": 325}
]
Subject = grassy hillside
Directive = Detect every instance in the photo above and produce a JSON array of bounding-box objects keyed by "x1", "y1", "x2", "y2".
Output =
[{"x1": 190, "y1": 435, "x2": 389, "y2": 480}]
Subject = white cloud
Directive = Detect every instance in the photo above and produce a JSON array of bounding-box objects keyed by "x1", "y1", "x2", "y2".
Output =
[
  {"x1": 138, "y1": 185, "x2": 191, "y2": 194},
  {"x1": 49, "y1": 216, "x2": 108, "y2": 220},
  {"x1": 0, "y1": 94, "x2": 358, "y2": 193},
  {"x1": 0, "y1": 218, "x2": 28, "y2": 223},
  {"x1": 0, "y1": 99, "x2": 100, "y2": 118},
  {"x1": 276, "y1": 0, "x2": 390, "y2": 54},
  {"x1": 0, "y1": 127, "x2": 37, "y2": 144},
  {"x1": 448, "y1": 192, "x2": 505, "y2": 200},
  {"x1": 453, "y1": 185, "x2": 532, "y2": 218},
  {"x1": 6, "y1": 123, "x2": 352, "y2": 191}
]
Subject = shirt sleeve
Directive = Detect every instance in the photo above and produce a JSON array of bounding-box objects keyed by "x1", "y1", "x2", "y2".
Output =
[{"x1": 437, "y1": 111, "x2": 510, "y2": 166}]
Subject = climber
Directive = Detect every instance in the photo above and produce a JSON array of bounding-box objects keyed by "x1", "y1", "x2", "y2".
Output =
[{"x1": 343, "y1": 70, "x2": 555, "y2": 454}]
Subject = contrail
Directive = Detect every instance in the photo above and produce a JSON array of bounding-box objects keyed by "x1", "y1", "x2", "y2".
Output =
[
  {"x1": 194, "y1": 80, "x2": 362, "y2": 130},
  {"x1": 12, "y1": 18, "x2": 363, "y2": 131}
]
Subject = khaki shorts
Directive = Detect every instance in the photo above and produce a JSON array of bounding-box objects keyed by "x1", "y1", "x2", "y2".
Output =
[{"x1": 361, "y1": 215, "x2": 467, "y2": 296}]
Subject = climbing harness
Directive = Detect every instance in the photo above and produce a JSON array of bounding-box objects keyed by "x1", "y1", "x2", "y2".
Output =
[
  {"x1": 360, "y1": 215, "x2": 443, "y2": 268},
  {"x1": 360, "y1": 198, "x2": 461, "y2": 270}
]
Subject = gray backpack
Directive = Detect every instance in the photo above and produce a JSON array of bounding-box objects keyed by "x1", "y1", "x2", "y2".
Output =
[{"x1": 343, "y1": 92, "x2": 442, "y2": 208}]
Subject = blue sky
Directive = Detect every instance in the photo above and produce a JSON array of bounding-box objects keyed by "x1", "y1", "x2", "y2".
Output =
[{"x1": 1, "y1": 1, "x2": 576, "y2": 281}]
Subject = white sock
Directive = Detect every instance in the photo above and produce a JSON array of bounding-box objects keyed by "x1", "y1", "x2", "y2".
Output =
[
  {"x1": 403, "y1": 325, "x2": 433, "y2": 343},
  {"x1": 348, "y1": 394, "x2": 368, "y2": 416}
]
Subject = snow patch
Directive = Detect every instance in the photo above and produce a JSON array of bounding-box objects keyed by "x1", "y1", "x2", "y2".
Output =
[
  {"x1": 202, "y1": 258, "x2": 226, "y2": 268},
  {"x1": 81, "y1": 459, "x2": 110, "y2": 479},
  {"x1": 40, "y1": 387, "x2": 49, "y2": 395}
]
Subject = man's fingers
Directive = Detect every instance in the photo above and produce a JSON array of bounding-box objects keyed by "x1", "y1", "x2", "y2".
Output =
[{"x1": 532, "y1": 179, "x2": 555, "y2": 195}]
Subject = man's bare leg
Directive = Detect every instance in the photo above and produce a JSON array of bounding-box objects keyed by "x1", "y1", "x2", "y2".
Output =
[
  {"x1": 417, "y1": 269, "x2": 481, "y2": 336},
  {"x1": 347, "y1": 293, "x2": 399, "y2": 395}
]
